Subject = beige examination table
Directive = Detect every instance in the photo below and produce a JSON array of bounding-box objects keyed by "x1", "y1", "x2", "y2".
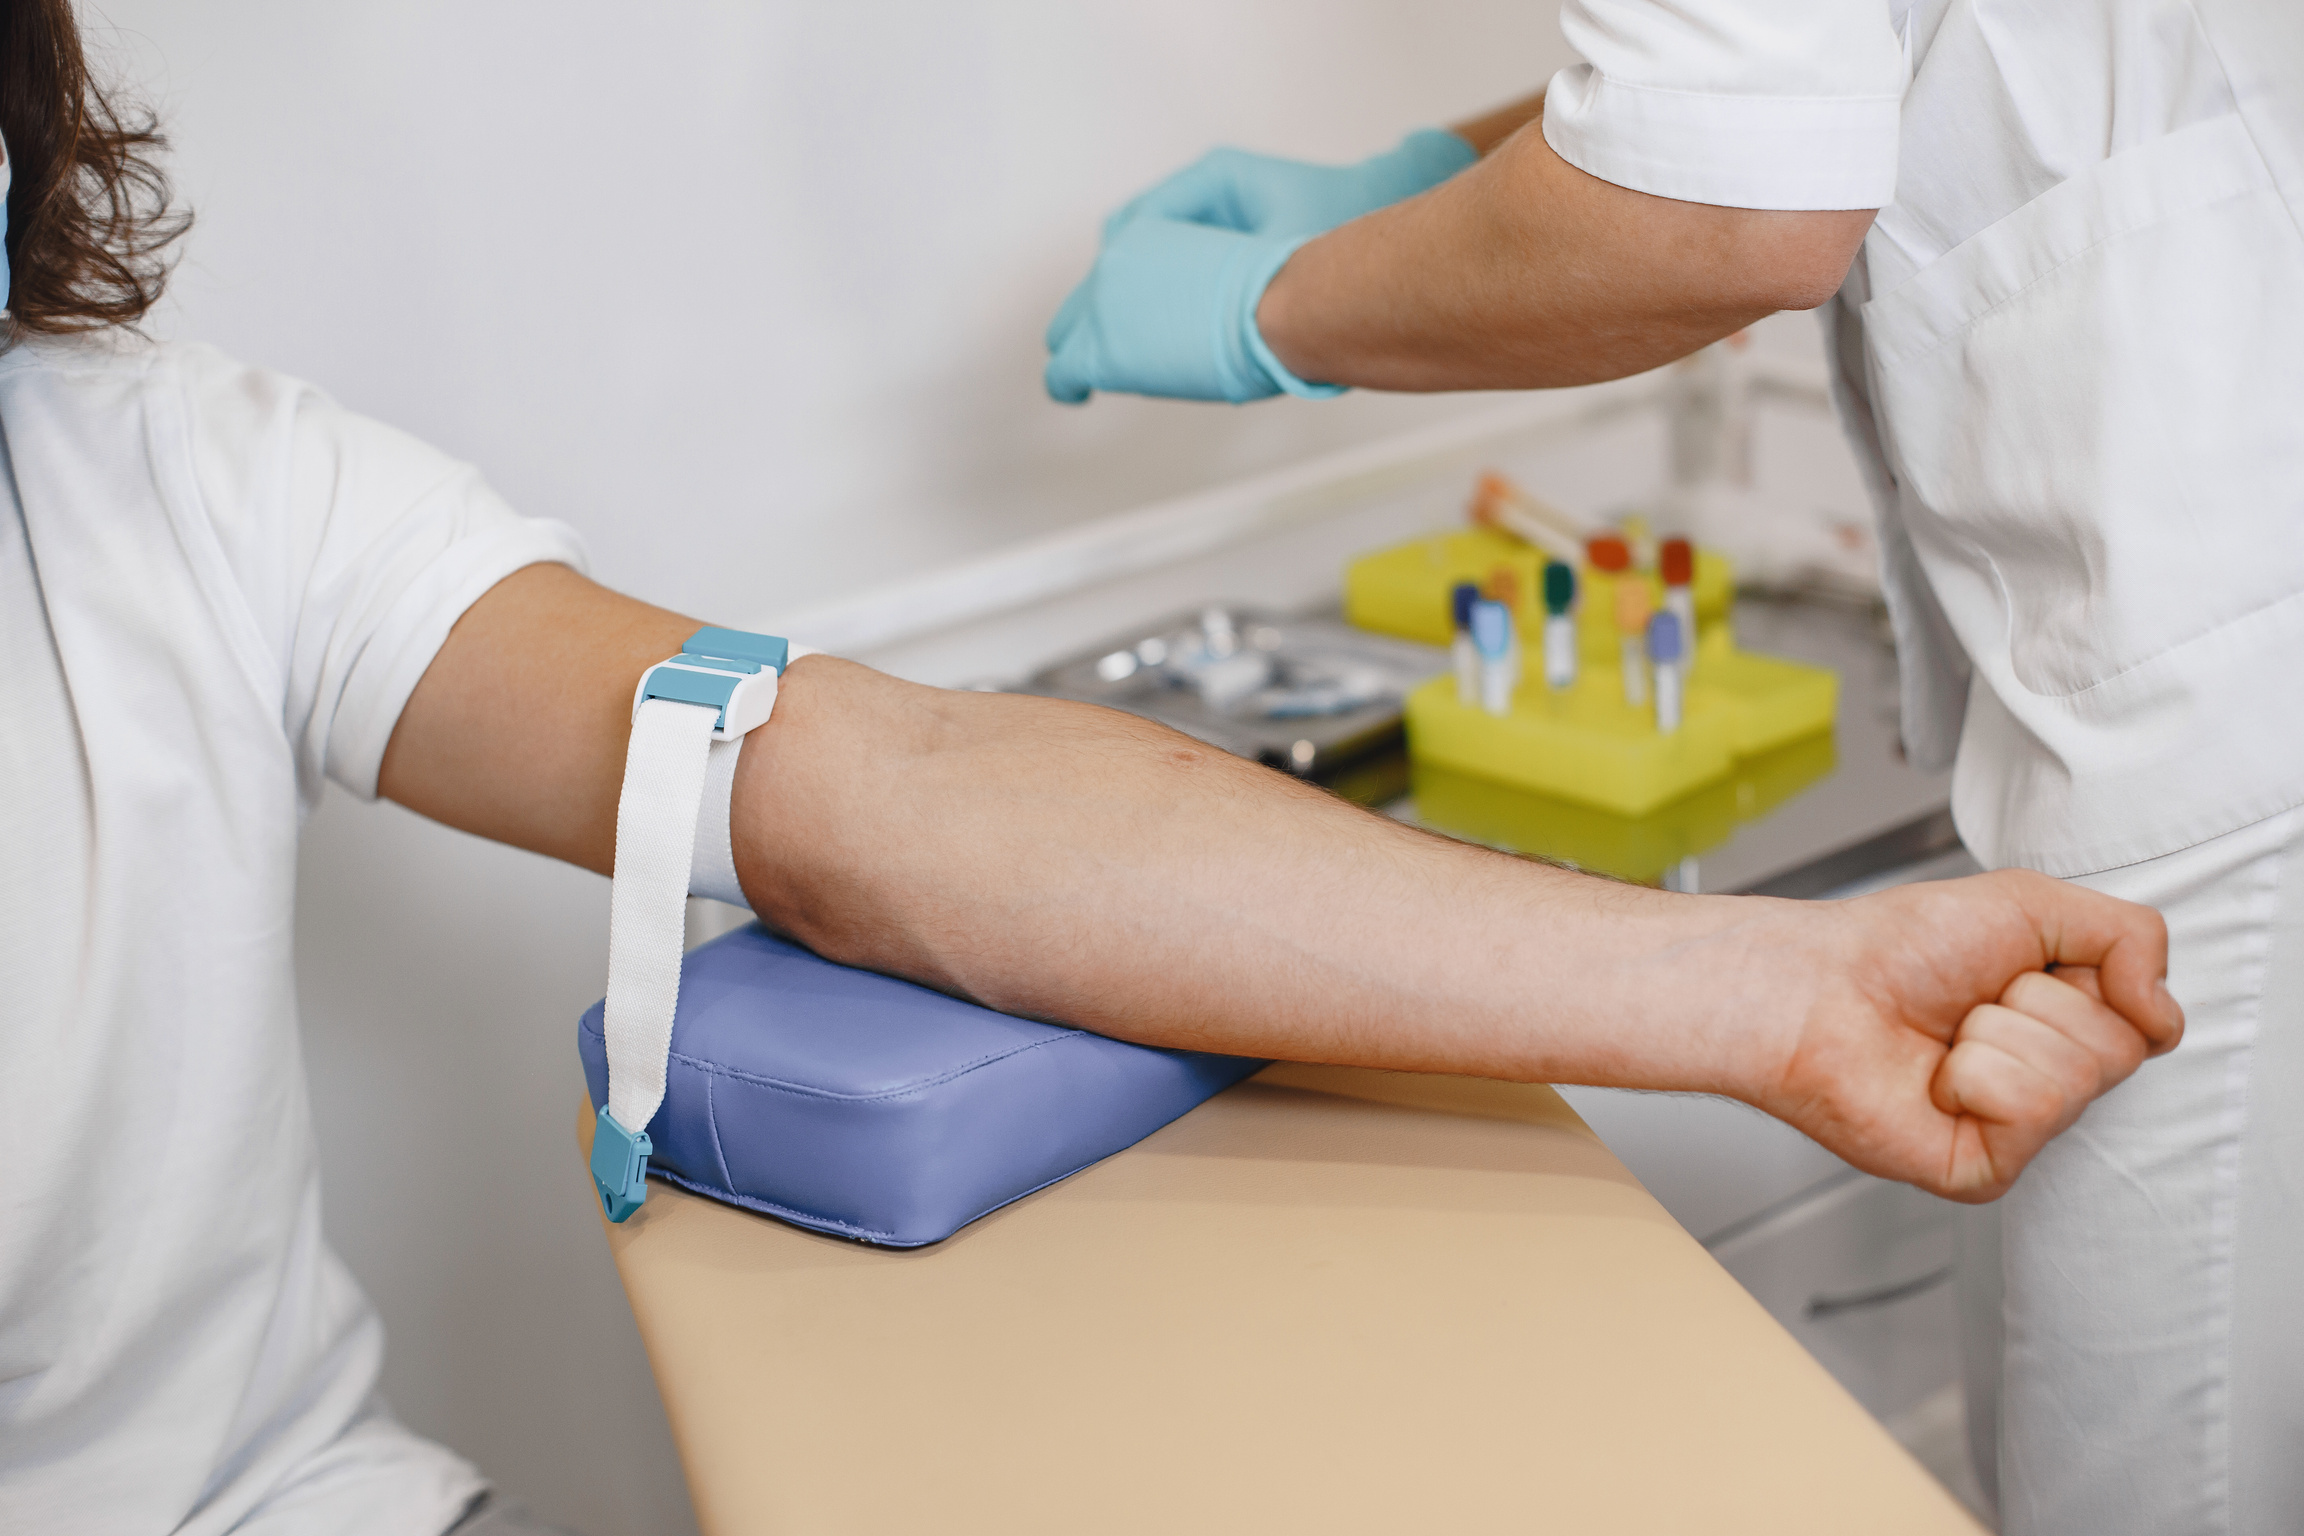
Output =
[{"x1": 583, "y1": 1063, "x2": 1980, "y2": 1534}]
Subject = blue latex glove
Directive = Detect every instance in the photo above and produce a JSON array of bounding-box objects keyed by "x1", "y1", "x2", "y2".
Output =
[{"x1": 1045, "y1": 128, "x2": 1476, "y2": 405}]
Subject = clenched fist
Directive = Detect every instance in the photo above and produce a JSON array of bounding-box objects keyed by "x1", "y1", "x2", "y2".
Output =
[{"x1": 1735, "y1": 869, "x2": 2180, "y2": 1201}]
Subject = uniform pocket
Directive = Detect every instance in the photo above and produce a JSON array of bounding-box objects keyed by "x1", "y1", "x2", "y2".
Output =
[{"x1": 1861, "y1": 112, "x2": 2304, "y2": 698}]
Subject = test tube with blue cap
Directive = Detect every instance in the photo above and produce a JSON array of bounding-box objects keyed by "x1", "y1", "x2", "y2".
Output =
[
  {"x1": 1471, "y1": 599, "x2": 1517, "y2": 716},
  {"x1": 1487, "y1": 566, "x2": 1524, "y2": 678},
  {"x1": 1661, "y1": 538, "x2": 1696, "y2": 670},
  {"x1": 1450, "y1": 581, "x2": 1481, "y2": 705},
  {"x1": 1542, "y1": 560, "x2": 1577, "y2": 690},
  {"x1": 1647, "y1": 610, "x2": 1685, "y2": 733}
]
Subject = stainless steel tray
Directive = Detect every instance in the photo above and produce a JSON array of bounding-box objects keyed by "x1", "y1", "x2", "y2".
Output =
[{"x1": 1021, "y1": 606, "x2": 1445, "y2": 776}]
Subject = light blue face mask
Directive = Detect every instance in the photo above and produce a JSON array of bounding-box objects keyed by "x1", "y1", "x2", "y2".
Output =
[
  {"x1": 1, "y1": 130, "x2": 12, "y2": 312},
  {"x1": 1, "y1": 129, "x2": 13, "y2": 312}
]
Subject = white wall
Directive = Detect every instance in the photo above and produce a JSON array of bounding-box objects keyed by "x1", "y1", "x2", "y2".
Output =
[
  {"x1": 84, "y1": 4, "x2": 1586, "y2": 1531},
  {"x1": 107, "y1": 0, "x2": 1573, "y2": 624}
]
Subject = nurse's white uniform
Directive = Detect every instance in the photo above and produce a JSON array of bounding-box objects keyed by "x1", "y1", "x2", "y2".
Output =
[
  {"x1": 0, "y1": 335, "x2": 584, "y2": 1534},
  {"x1": 1551, "y1": 2, "x2": 2304, "y2": 1531}
]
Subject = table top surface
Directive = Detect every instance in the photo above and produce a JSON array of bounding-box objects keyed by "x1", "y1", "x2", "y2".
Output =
[{"x1": 587, "y1": 1064, "x2": 1980, "y2": 1536}]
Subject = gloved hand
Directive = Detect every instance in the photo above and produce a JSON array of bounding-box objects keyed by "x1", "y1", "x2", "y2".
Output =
[{"x1": 1044, "y1": 128, "x2": 1476, "y2": 405}]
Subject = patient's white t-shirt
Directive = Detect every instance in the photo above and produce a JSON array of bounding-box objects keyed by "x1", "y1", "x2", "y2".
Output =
[{"x1": 0, "y1": 336, "x2": 586, "y2": 1534}]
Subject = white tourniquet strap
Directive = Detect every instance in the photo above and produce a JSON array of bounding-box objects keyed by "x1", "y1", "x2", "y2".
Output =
[
  {"x1": 685, "y1": 642, "x2": 817, "y2": 911},
  {"x1": 592, "y1": 625, "x2": 794, "y2": 1222},
  {"x1": 604, "y1": 698, "x2": 721, "y2": 1135},
  {"x1": 688, "y1": 737, "x2": 749, "y2": 908}
]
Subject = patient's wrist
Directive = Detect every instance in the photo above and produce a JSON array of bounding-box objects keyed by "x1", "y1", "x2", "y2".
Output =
[{"x1": 1611, "y1": 892, "x2": 1821, "y2": 1105}]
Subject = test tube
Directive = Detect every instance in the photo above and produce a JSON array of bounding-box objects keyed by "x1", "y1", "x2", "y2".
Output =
[
  {"x1": 1542, "y1": 560, "x2": 1577, "y2": 690},
  {"x1": 1471, "y1": 599, "x2": 1517, "y2": 716},
  {"x1": 1450, "y1": 581, "x2": 1480, "y2": 705},
  {"x1": 1614, "y1": 577, "x2": 1653, "y2": 708},
  {"x1": 1661, "y1": 538, "x2": 1696, "y2": 667},
  {"x1": 1487, "y1": 566, "x2": 1524, "y2": 679},
  {"x1": 1647, "y1": 610, "x2": 1685, "y2": 733}
]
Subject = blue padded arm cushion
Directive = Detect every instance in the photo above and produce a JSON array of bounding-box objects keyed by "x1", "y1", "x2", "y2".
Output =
[{"x1": 578, "y1": 923, "x2": 1264, "y2": 1247}]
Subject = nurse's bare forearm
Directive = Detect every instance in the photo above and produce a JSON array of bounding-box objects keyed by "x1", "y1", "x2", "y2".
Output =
[
  {"x1": 1256, "y1": 107, "x2": 1876, "y2": 392},
  {"x1": 1447, "y1": 90, "x2": 1547, "y2": 157}
]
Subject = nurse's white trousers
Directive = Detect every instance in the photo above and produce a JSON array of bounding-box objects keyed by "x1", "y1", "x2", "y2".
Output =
[{"x1": 1968, "y1": 808, "x2": 2304, "y2": 1535}]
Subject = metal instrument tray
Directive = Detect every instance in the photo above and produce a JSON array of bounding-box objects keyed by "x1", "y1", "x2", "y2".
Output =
[{"x1": 1020, "y1": 606, "x2": 1444, "y2": 776}]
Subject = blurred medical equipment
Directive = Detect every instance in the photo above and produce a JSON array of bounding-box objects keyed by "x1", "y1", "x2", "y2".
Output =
[
  {"x1": 1659, "y1": 334, "x2": 1880, "y2": 598},
  {"x1": 1648, "y1": 611, "x2": 1685, "y2": 734},
  {"x1": 1024, "y1": 606, "x2": 1440, "y2": 777},
  {"x1": 1541, "y1": 561, "x2": 1578, "y2": 689},
  {"x1": 1345, "y1": 470, "x2": 1835, "y2": 818}
]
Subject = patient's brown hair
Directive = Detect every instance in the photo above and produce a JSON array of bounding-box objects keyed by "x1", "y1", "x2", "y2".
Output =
[{"x1": 0, "y1": 0, "x2": 189, "y2": 339}]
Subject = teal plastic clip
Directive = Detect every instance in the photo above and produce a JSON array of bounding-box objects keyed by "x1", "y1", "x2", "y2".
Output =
[
  {"x1": 634, "y1": 627, "x2": 791, "y2": 739},
  {"x1": 640, "y1": 663, "x2": 741, "y2": 728},
  {"x1": 685, "y1": 626, "x2": 788, "y2": 672},
  {"x1": 590, "y1": 1106, "x2": 654, "y2": 1223}
]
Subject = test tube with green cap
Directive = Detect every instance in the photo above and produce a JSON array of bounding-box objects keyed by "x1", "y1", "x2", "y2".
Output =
[{"x1": 1542, "y1": 560, "x2": 1577, "y2": 690}]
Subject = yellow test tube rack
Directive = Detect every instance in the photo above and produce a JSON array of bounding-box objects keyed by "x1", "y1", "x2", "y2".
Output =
[
  {"x1": 1344, "y1": 526, "x2": 1736, "y2": 651},
  {"x1": 1410, "y1": 731, "x2": 1839, "y2": 887},
  {"x1": 1404, "y1": 627, "x2": 1837, "y2": 817},
  {"x1": 1348, "y1": 526, "x2": 1837, "y2": 818}
]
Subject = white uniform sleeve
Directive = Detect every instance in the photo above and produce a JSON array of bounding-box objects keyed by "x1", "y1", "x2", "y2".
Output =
[
  {"x1": 177, "y1": 345, "x2": 590, "y2": 803},
  {"x1": 1543, "y1": 0, "x2": 1906, "y2": 210}
]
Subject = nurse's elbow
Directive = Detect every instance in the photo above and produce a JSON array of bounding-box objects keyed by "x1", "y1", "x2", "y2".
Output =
[{"x1": 1737, "y1": 207, "x2": 1876, "y2": 313}]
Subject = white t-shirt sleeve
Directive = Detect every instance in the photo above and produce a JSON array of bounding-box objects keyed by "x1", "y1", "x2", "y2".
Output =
[
  {"x1": 177, "y1": 346, "x2": 589, "y2": 802},
  {"x1": 1542, "y1": 0, "x2": 1906, "y2": 210}
]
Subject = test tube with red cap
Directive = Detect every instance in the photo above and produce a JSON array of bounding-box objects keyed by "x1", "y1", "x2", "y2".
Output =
[{"x1": 1660, "y1": 538, "x2": 1696, "y2": 667}]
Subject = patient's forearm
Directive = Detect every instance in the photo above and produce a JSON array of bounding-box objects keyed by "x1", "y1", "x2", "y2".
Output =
[
  {"x1": 379, "y1": 564, "x2": 1786, "y2": 1095},
  {"x1": 730, "y1": 655, "x2": 1795, "y2": 1097},
  {"x1": 382, "y1": 563, "x2": 2180, "y2": 1201}
]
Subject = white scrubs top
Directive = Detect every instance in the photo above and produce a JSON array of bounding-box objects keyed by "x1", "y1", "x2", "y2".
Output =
[
  {"x1": 0, "y1": 336, "x2": 584, "y2": 1534},
  {"x1": 1548, "y1": 0, "x2": 2304, "y2": 876}
]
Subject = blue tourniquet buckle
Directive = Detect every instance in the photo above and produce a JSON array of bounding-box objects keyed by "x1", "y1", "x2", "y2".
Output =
[
  {"x1": 632, "y1": 627, "x2": 790, "y2": 740},
  {"x1": 591, "y1": 1107, "x2": 654, "y2": 1223}
]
